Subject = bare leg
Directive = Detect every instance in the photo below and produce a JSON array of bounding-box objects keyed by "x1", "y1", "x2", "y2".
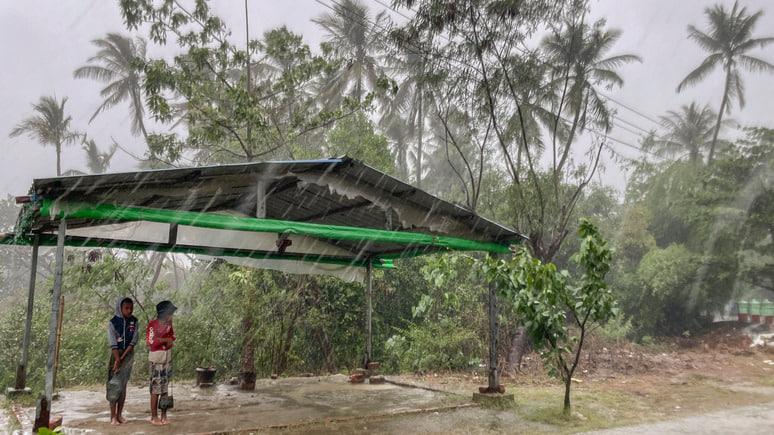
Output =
[
  {"x1": 110, "y1": 401, "x2": 119, "y2": 425},
  {"x1": 160, "y1": 394, "x2": 169, "y2": 424},
  {"x1": 116, "y1": 389, "x2": 127, "y2": 423},
  {"x1": 150, "y1": 393, "x2": 163, "y2": 425}
]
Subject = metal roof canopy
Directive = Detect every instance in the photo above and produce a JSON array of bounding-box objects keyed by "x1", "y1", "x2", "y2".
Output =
[
  {"x1": 4, "y1": 157, "x2": 519, "y2": 413},
  {"x1": 5, "y1": 157, "x2": 523, "y2": 281}
]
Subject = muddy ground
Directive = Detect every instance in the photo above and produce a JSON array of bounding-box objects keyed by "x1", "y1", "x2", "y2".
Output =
[{"x1": 3, "y1": 322, "x2": 774, "y2": 434}]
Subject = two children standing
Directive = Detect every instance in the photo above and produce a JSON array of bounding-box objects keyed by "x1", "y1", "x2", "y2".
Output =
[{"x1": 106, "y1": 297, "x2": 177, "y2": 426}]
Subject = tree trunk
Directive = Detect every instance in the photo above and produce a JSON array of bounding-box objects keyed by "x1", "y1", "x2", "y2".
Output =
[
  {"x1": 56, "y1": 142, "x2": 62, "y2": 176},
  {"x1": 563, "y1": 378, "x2": 572, "y2": 414},
  {"x1": 148, "y1": 252, "x2": 165, "y2": 289},
  {"x1": 239, "y1": 314, "x2": 256, "y2": 389},
  {"x1": 415, "y1": 83, "x2": 424, "y2": 188},
  {"x1": 708, "y1": 70, "x2": 731, "y2": 164},
  {"x1": 506, "y1": 326, "x2": 530, "y2": 373}
]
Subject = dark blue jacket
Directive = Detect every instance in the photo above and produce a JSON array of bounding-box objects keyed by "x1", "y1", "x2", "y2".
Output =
[{"x1": 107, "y1": 297, "x2": 138, "y2": 351}]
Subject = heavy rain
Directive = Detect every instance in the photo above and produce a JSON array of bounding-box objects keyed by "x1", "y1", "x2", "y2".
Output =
[{"x1": 0, "y1": 0, "x2": 773, "y2": 433}]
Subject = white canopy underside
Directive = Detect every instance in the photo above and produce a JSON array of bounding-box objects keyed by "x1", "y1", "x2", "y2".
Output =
[{"x1": 48, "y1": 221, "x2": 366, "y2": 282}]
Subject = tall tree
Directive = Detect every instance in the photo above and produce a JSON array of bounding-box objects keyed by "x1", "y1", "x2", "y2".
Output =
[
  {"x1": 646, "y1": 102, "x2": 721, "y2": 164},
  {"x1": 82, "y1": 137, "x2": 118, "y2": 174},
  {"x1": 74, "y1": 33, "x2": 149, "y2": 139},
  {"x1": 382, "y1": 47, "x2": 433, "y2": 185},
  {"x1": 543, "y1": 18, "x2": 641, "y2": 174},
  {"x1": 314, "y1": 0, "x2": 389, "y2": 104},
  {"x1": 677, "y1": 1, "x2": 774, "y2": 163},
  {"x1": 394, "y1": 0, "x2": 638, "y2": 262},
  {"x1": 9, "y1": 95, "x2": 80, "y2": 176}
]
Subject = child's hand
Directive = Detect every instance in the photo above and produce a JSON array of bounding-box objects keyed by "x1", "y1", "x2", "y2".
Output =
[{"x1": 113, "y1": 359, "x2": 120, "y2": 373}]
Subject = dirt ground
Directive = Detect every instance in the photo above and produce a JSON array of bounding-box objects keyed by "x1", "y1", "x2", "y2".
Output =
[{"x1": 4, "y1": 322, "x2": 774, "y2": 434}]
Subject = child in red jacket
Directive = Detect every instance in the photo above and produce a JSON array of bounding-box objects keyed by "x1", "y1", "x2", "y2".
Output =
[{"x1": 146, "y1": 300, "x2": 176, "y2": 425}]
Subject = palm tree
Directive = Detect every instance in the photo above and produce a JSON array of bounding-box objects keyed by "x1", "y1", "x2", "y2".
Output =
[
  {"x1": 543, "y1": 19, "x2": 641, "y2": 172},
  {"x1": 10, "y1": 96, "x2": 80, "y2": 176},
  {"x1": 74, "y1": 33, "x2": 148, "y2": 139},
  {"x1": 82, "y1": 137, "x2": 117, "y2": 174},
  {"x1": 645, "y1": 102, "x2": 720, "y2": 163},
  {"x1": 313, "y1": 0, "x2": 388, "y2": 104},
  {"x1": 381, "y1": 47, "x2": 433, "y2": 186},
  {"x1": 677, "y1": 1, "x2": 774, "y2": 163}
]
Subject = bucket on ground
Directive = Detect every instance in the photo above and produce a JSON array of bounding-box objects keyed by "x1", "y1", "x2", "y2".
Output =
[{"x1": 195, "y1": 367, "x2": 217, "y2": 387}]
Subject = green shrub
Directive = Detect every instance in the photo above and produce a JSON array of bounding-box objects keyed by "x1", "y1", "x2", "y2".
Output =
[{"x1": 384, "y1": 317, "x2": 483, "y2": 373}]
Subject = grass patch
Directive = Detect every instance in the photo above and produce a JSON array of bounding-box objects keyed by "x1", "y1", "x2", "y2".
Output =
[
  {"x1": 501, "y1": 377, "x2": 774, "y2": 434},
  {"x1": 5, "y1": 392, "x2": 37, "y2": 408},
  {"x1": 512, "y1": 386, "x2": 650, "y2": 433}
]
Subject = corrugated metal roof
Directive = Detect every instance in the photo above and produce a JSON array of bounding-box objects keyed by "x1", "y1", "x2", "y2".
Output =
[{"x1": 22, "y1": 157, "x2": 524, "y2": 258}]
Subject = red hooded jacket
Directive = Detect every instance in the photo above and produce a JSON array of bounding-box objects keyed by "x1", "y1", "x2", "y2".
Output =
[{"x1": 146, "y1": 319, "x2": 175, "y2": 352}]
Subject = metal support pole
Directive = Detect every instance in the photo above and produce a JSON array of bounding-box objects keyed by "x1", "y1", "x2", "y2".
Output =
[
  {"x1": 256, "y1": 180, "x2": 267, "y2": 219},
  {"x1": 52, "y1": 294, "x2": 65, "y2": 393},
  {"x1": 365, "y1": 261, "x2": 373, "y2": 365},
  {"x1": 487, "y1": 278, "x2": 499, "y2": 392},
  {"x1": 45, "y1": 219, "x2": 66, "y2": 403},
  {"x1": 14, "y1": 235, "x2": 39, "y2": 391}
]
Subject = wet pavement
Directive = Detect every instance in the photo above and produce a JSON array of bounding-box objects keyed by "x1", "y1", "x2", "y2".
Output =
[
  {"x1": 10, "y1": 375, "x2": 468, "y2": 434},
  {"x1": 588, "y1": 401, "x2": 774, "y2": 435}
]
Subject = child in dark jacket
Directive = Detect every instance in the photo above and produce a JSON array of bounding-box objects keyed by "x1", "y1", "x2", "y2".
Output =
[{"x1": 107, "y1": 296, "x2": 138, "y2": 426}]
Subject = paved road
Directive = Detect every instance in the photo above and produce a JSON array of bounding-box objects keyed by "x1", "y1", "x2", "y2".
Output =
[{"x1": 590, "y1": 401, "x2": 774, "y2": 434}]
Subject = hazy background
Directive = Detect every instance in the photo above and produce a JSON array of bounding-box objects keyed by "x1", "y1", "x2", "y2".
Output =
[{"x1": 1, "y1": 0, "x2": 773, "y2": 196}]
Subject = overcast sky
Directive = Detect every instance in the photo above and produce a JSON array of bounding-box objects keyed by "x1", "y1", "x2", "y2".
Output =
[{"x1": 1, "y1": 0, "x2": 773, "y2": 198}]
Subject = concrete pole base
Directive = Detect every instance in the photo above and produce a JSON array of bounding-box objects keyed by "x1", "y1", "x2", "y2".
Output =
[
  {"x1": 5, "y1": 387, "x2": 32, "y2": 398},
  {"x1": 472, "y1": 392, "x2": 515, "y2": 407}
]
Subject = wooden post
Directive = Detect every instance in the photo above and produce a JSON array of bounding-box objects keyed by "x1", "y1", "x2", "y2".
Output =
[
  {"x1": 45, "y1": 220, "x2": 66, "y2": 403},
  {"x1": 365, "y1": 261, "x2": 373, "y2": 366},
  {"x1": 52, "y1": 294, "x2": 65, "y2": 393},
  {"x1": 238, "y1": 179, "x2": 267, "y2": 391},
  {"x1": 487, "y1": 278, "x2": 499, "y2": 392},
  {"x1": 13, "y1": 235, "x2": 39, "y2": 391}
]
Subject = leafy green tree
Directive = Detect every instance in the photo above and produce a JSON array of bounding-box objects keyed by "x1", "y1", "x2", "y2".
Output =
[
  {"x1": 9, "y1": 95, "x2": 80, "y2": 176},
  {"x1": 733, "y1": 127, "x2": 774, "y2": 294},
  {"x1": 74, "y1": 33, "x2": 149, "y2": 139},
  {"x1": 313, "y1": 0, "x2": 389, "y2": 104},
  {"x1": 628, "y1": 244, "x2": 702, "y2": 336},
  {"x1": 119, "y1": 0, "x2": 361, "y2": 166},
  {"x1": 615, "y1": 204, "x2": 656, "y2": 269},
  {"x1": 677, "y1": 1, "x2": 774, "y2": 162},
  {"x1": 613, "y1": 127, "x2": 774, "y2": 337},
  {"x1": 325, "y1": 111, "x2": 395, "y2": 174},
  {"x1": 482, "y1": 219, "x2": 615, "y2": 414}
]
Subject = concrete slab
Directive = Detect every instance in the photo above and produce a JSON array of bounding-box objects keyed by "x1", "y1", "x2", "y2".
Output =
[{"x1": 12, "y1": 375, "x2": 466, "y2": 434}]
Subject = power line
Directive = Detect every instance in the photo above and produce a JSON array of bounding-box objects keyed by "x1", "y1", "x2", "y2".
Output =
[
  {"x1": 598, "y1": 92, "x2": 662, "y2": 126},
  {"x1": 613, "y1": 115, "x2": 653, "y2": 135}
]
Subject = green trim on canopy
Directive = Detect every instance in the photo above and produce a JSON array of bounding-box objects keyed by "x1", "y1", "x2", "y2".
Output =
[
  {"x1": 0, "y1": 233, "x2": 394, "y2": 269},
  {"x1": 37, "y1": 199, "x2": 511, "y2": 254}
]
